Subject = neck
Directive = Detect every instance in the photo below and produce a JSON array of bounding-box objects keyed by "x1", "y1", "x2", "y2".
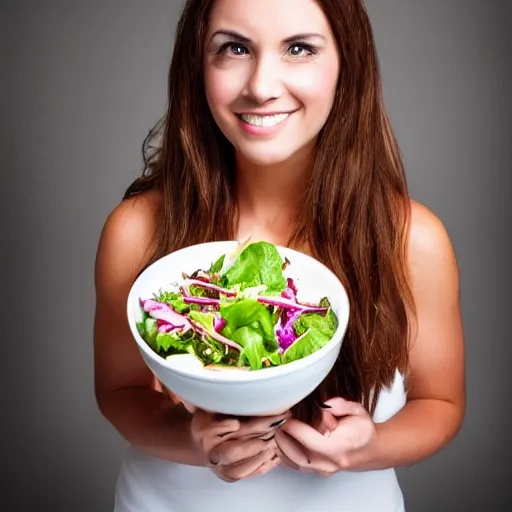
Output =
[{"x1": 234, "y1": 144, "x2": 313, "y2": 246}]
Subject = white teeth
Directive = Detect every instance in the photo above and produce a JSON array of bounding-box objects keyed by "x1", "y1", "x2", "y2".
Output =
[{"x1": 240, "y1": 113, "x2": 289, "y2": 127}]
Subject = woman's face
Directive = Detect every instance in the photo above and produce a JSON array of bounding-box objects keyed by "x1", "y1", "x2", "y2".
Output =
[{"x1": 203, "y1": 0, "x2": 340, "y2": 167}]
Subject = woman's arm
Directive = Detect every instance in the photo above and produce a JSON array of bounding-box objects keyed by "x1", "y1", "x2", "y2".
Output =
[
  {"x1": 93, "y1": 191, "x2": 207, "y2": 466},
  {"x1": 349, "y1": 200, "x2": 466, "y2": 470},
  {"x1": 276, "y1": 201, "x2": 466, "y2": 472}
]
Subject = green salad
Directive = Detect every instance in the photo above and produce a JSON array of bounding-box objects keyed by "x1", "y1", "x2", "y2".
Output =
[{"x1": 136, "y1": 241, "x2": 338, "y2": 371}]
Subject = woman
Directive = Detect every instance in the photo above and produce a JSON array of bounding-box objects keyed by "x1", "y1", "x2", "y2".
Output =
[{"x1": 93, "y1": 0, "x2": 466, "y2": 510}]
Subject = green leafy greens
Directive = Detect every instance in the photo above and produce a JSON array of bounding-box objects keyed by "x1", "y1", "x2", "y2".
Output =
[{"x1": 136, "y1": 241, "x2": 339, "y2": 371}]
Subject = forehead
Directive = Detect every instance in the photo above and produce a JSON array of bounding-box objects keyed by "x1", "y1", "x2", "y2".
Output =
[{"x1": 207, "y1": 0, "x2": 331, "y2": 38}]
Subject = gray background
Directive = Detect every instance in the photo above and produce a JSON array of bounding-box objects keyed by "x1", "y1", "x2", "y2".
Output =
[{"x1": 2, "y1": 0, "x2": 510, "y2": 510}]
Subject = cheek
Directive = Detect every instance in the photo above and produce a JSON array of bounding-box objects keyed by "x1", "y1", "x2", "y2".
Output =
[
  {"x1": 204, "y1": 68, "x2": 246, "y2": 112},
  {"x1": 287, "y1": 64, "x2": 339, "y2": 111}
]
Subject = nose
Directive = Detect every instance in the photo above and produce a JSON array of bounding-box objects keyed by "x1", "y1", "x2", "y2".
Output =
[{"x1": 244, "y1": 56, "x2": 283, "y2": 104}]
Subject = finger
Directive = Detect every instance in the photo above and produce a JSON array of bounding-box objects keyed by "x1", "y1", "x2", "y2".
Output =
[
  {"x1": 274, "y1": 429, "x2": 311, "y2": 468},
  {"x1": 234, "y1": 411, "x2": 291, "y2": 439},
  {"x1": 211, "y1": 420, "x2": 242, "y2": 439},
  {"x1": 194, "y1": 409, "x2": 241, "y2": 438},
  {"x1": 278, "y1": 447, "x2": 302, "y2": 472},
  {"x1": 322, "y1": 397, "x2": 368, "y2": 418},
  {"x1": 314, "y1": 410, "x2": 338, "y2": 436},
  {"x1": 220, "y1": 445, "x2": 277, "y2": 481},
  {"x1": 307, "y1": 455, "x2": 339, "y2": 477},
  {"x1": 258, "y1": 430, "x2": 277, "y2": 441},
  {"x1": 280, "y1": 418, "x2": 331, "y2": 456},
  {"x1": 232, "y1": 430, "x2": 276, "y2": 442},
  {"x1": 226, "y1": 451, "x2": 279, "y2": 481},
  {"x1": 213, "y1": 437, "x2": 276, "y2": 466},
  {"x1": 249, "y1": 454, "x2": 280, "y2": 478},
  {"x1": 276, "y1": 431, "x2": 339, "y2": 476},
  {"x1": 192, "y1": 411, "x2": 241, "y2": 457}
]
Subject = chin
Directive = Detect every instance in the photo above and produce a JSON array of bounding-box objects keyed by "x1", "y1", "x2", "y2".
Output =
[{"x1": 236, "y1": 145, "x2": 297, "y2": 167}]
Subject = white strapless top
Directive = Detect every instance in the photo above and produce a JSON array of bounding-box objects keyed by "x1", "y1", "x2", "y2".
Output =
[{"x1": 113, "y1": 370, "x2": 407, "y2": 512}]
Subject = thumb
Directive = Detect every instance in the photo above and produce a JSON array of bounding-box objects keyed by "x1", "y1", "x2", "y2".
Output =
[
  {"x1": 322, "y1": 397, "x2": 368, "y2": 418},
  {"x1": 313, "y1": 398, "x2": 343, "y2": 435},
  {"x1": 316, "y1": 409, "x2": 338, "y2": 435}
]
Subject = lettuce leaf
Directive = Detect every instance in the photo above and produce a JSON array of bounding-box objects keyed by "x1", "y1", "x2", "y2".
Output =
[
  {"x1": 208, "y1": 254, "x2": 225, "y2": 274},
  {"x1": 155, "y1": 330, "x2": 191, "y2": 353},
  {"x1": 282, "y1": 327, "x2": 331, "y2": 364},
  {"x1": 220, "y1": 299, "x2": 277, "y2": 345},
  {"x1": 136, "y1": 309, "x2": 149, "y2": 338},
  {"x1": 221, "y1": 241, "x2": 287, "y2": 293},
  {"x1": 219, "y1": 299, "x2": 280, "y2": 370},
  {"x1": 293, "y1": 305, "x2": 338, "y2": 339},
  {"x1": 283, "y1": 300, "x2": 338, "y2": 364},
  {"x1": 230, "y1": 326, "x2": 274, "y2": 370}
]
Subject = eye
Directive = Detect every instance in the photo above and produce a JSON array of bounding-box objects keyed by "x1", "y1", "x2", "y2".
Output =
[
  {"x1": 229, "y1": 43, "x2": 248, "y2": 56},
  {"x1": 218, "y1": 42, "x2": 249, "y2": 56},
  {"x1": 287, "y1": 44, "x2": 316, "y2": 58}
]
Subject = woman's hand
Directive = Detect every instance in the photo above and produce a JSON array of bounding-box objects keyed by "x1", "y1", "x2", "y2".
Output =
[
  {"x1": 275, "y1": 397, "x2": 376, "y2": 476},
  {"x1": 190, "y1": 407, "x2": 290, "y2": 483}
]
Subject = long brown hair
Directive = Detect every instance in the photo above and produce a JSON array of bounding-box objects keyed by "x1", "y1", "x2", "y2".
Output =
[{"x1": 124, "y1": 0, "x2": 415, "y2": 422}]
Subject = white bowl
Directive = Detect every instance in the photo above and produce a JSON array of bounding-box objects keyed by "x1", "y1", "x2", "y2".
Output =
[{"x1": 126, "y1": 241, "x2": 350, "y2": 416}]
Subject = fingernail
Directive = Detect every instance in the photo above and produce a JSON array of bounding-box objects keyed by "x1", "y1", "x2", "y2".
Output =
[
  {"x1": 270, "y1": 418, "x2": 287, "y2": 428},
  {"x1": 324, "y1": 429, "x2": 332, "y2": 437},
  {"x1": 314, "y1": 398, "x2": 331, "y2": 409}
]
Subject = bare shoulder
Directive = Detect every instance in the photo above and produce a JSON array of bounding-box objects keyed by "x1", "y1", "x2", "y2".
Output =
[
  {"x1": 406, "y1": 199, "x2": 459, "y2": 289},
  {"x1": 95, "y1": 188, "x2": 162, "y2": 283}
]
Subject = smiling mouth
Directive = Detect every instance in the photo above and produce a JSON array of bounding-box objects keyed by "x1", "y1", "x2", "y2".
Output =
[{"x1": 236, "y1": 112, "x2": 291, "y2": 127}]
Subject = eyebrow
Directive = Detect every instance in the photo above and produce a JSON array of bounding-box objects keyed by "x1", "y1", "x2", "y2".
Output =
[{"x1": 209, "y1": 30, "x2": 326, "y2": 44}]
